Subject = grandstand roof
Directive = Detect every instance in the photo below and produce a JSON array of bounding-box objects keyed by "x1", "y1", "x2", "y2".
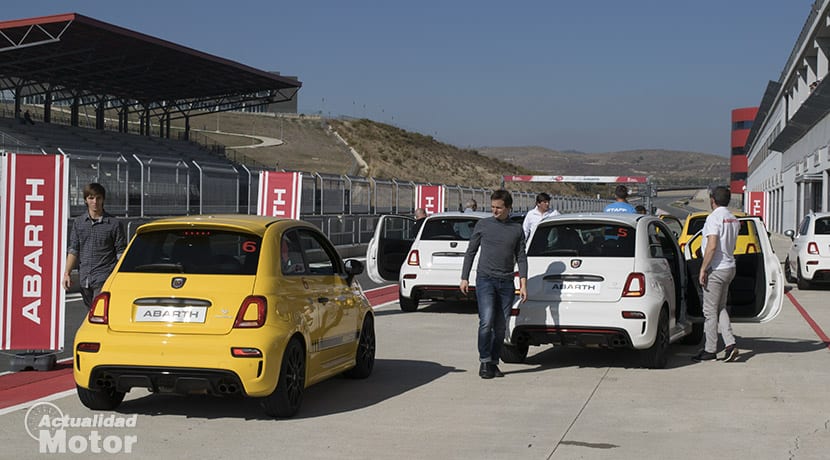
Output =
[{"x1": 0, "y1": 13, "x2": 300, "y2": 113}]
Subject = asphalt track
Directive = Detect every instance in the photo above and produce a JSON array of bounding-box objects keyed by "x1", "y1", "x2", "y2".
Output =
[{"x1": 0, "y1": 235, "x2": 828, "y2": 459}]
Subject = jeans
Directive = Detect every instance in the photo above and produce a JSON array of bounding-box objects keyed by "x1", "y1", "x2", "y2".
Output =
[
  {"x1": 80, "y1": 285, "x2": 103, "y2": 310},
  {"x1": 475, "y1": 275, "x2": 517, "y2": 364}
]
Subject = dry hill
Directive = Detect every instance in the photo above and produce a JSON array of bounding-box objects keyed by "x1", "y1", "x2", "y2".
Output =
[
  {"x1": 478, "y1": 146, "x2": 729, "y2": 186},
  {"x1": 176, "y1": 112, "x2": 728, "y2": 192}
]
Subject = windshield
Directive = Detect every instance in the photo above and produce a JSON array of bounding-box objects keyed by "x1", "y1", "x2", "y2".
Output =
[
  {"x1": 420, "y1": 217, "x2": 479, "y2": 241},
  {"x1": 119, "y1": 229, "x2": 262, "y2": 275},
  {"x1": 528, "y1": 223, "x2": 635, "y2": 257},
  {"x1": 688, "y1": 216, "x2": 751, "y2": 236}
]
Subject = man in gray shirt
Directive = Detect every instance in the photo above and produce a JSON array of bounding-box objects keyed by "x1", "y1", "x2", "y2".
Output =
[{"x1": 460, "y1": 189, "x2": 528, "y2": 379}]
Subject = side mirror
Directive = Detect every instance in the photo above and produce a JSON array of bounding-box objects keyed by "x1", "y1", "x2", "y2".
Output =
[
  {"x1": 344, "y1": 259, "x2": 364, "y2": 282},
  {"x1": 784, "y1": 229, "x2": 795, "y2": 240}
]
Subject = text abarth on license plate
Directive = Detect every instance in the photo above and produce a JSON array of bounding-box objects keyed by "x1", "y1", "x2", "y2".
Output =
[
  {"x1": 135, "y1": 306, "x2": 208, "y2": 323},
  {"x1": 549, "y1": 281, "x2": 601, "y2": 295}
]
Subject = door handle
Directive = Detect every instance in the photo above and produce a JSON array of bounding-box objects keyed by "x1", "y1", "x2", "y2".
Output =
[{"x1": 318, "y1": 297, "x2": 329, "y2": 304}]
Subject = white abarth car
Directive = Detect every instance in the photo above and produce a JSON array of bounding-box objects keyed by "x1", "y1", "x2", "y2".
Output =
[
  {"x1": 784, "y1": 212, "x2": 830, "y2": 289},
  {"x1": 367, "y1": 212, "x2": 491, "y2": 311},
  {"x1": 503, "y1": 213, "x2": 783, "y2": 368}
]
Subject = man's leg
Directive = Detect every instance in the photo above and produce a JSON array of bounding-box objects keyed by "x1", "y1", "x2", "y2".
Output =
[
  {"x1": 490, "y1": 278, "x2": 517, "y2": 365},
  {"x1": 712, "y1": 268, "x2": 737, "y2": 347},
  {"x1": 701, "y1": 270, "x2": 719, "y2": 354},
  {"x1": 475, "y1": 276, "x2": 497, "y2": 364},
  {"x1": 80, "y1": 286, "x2": 95, "y2": 310}
]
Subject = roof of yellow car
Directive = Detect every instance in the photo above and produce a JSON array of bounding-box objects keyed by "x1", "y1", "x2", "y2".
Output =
[{"x1": 135, "y1": 214, "x2": 299, "y2": 235}]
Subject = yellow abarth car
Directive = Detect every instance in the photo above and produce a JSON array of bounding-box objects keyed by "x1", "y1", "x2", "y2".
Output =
[
  {"x1": 74, "y1": 215, "x2": 375, "y2": 418},
  {"x1": 677, "y1": 211, "x2": 759, "y2": 256}
]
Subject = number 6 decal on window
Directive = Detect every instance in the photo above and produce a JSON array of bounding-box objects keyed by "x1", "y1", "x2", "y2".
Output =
[{"x1": 242, "y1": 241, "x2": 258, "y2": 253}]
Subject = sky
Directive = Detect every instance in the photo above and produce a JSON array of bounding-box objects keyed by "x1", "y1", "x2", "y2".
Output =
[{"x1": 1, "y1": 1, "x2": 815, "y2": 155}]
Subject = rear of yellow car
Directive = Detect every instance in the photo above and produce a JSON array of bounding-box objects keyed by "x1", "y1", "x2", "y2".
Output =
[
  {"x1": 679, "y1": 211, "x2": 758, "y2": 256},
  {"x1": 73, "y1": 216, "x2": 374, "y2": 418}
]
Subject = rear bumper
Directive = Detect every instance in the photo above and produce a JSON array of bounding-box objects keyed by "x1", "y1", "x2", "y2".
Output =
[
  {"x1": 73, "y1": 324, "x2": 290, "y2": 397},
  {"x1": 507, "y1": 298, "x2": 664, "y2": 350},
  {"x1": 802, "y1": 262, "x2": 830, "y2": 282},
  {"x1": 510, "y1": 325, "x2": 632, "y2": 348},
  {"x1": 405, "y1": 285, "x2": 476, "y2": 302},
  {"x1": 399, "y1": 267, "x2": 472, "y2": 299},
  {"x1": 87, "y1": 365, "x2": 246, "y2": 396}
]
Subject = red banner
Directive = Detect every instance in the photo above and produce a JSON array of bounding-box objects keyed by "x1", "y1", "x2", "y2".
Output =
[
  {"x1": 1, "y1": 153, "x2": 67, "y2": 351},
  {"x1": 746, "y1": 191, "x2": 766, "y2": 221},
  {"x1": 416, "y1": 185, "x2": 445, "y2": 215},
  {"x1": 257, "y1": 171, "x2": 303, "y2": 219}
]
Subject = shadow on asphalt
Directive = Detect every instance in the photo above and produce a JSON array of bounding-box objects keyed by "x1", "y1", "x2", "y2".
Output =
[
  {"x1": 116, "y1": 358, "x2": 457, "y2": 420},
  {"x1": 373, "y1": 300, "x2": 478, "y2": 316},
  {"x1": 504, "y1": 335, "x2": 829, "y2": 374},
  {"x1": 721, "y1": 336, "x2": 829, "y2": 363}
]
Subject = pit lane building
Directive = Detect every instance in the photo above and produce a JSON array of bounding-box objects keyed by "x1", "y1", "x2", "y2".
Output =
[{"x1": 746, "y1": 0, "x2": 830, "y2": 233}]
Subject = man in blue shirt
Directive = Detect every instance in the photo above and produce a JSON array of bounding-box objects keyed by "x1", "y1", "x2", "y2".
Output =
[{"x1": 604, "y1": 185, "x2": 637, "y2": 213}]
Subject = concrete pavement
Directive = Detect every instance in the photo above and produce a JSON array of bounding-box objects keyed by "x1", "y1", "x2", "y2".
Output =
[{"x1": 0, "y1": 228, "x2": 828, "y2": 459}]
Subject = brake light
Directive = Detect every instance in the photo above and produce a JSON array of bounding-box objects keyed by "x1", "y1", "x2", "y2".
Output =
[
  {"x1": 808, "y1": 242, "x2": 820, "y2": 255},
  {"x1": 231, "y1": 347, "x2": 263, "y2": 357},
  {"x1": 622, "y1": 273, "x2": 646, "y2": 297},
  {"x1": 76, "y1": 342, "x2": 100, "y2": 353},
  {"x1": 746, "y1": 243, "x2": 757, "y2": 253},
  {"x1": 233, "y1": 296, "x2": 267, "y2": 328},
  {"x1": 88, "y1": 292, "x2": 110, "y2": 324},
  {"x1": 407, "y1": 250, "x2": 420, "y2": 266}
]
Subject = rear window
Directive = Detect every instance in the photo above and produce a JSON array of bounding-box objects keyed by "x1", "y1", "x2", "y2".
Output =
[
  {"x1": 420, "y1": 217, "x2": 479, "y2": 241},
  {"x1": 119, "y1": 229, "x2": 262, "y2": 275},
  {"x1": 528, "y1": 223, "x2": 635, "y2": 258},
  {"x1": 815, "y1": 217, "x2": 830, "y2": 235},
  {"x1": 688, "y1": 216, "x2": 750, "y2": 235}
]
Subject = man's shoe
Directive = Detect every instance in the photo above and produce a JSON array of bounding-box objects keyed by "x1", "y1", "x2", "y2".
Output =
[
  {"x1": 479, "y1": 363, "x2": 494, "y2": 379},
  {"x1": 489, "y1": 363, "x2": 504, "y2": 378},
  {"x1": 691, "y1": 350, "x2": 717, "y2": 362},
  {"x1": 722, "y1": 344, "x2": 740, "y2": 362}
]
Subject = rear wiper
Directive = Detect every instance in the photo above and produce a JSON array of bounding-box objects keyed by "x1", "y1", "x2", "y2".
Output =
[{"x1": 131, "y1": 263, "x2": 185, "y2": 273}]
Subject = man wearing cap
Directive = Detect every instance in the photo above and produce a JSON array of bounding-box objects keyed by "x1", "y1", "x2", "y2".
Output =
[{"x1": 604, "y1": 185, "x2": 637, "y2": 213}]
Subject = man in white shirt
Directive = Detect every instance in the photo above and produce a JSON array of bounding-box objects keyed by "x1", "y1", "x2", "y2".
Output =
[
  {"x1": 522, "y1": 192, "x2": 560, "y2": 240},
  {"x1": 693, "y1": 186, "x2": 741, "y2": 363}
]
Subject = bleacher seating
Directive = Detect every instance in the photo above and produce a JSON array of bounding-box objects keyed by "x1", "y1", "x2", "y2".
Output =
[{"x1": 0, "y1": 116, "x2": 232, "y2": 167}]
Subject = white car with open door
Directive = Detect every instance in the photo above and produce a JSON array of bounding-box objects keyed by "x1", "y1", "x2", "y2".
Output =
[
  {"x1": 367, "y1": 212, "x2": 489, "y2": 311},
  {"x1": 503, "y1": 213, "x2": 783, "y2": 369}
]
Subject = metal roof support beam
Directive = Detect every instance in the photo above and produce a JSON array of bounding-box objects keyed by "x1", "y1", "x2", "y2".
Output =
[{"x1": 43, "y1": 87, "x2": 51, "y2": 123}]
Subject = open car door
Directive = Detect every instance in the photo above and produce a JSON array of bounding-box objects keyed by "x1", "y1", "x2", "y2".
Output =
[
  {"x1": 684, "y1": 217, "x2": 784, "y2": 323},
  {"x1": 366, "y1": 215, "x2": 417, "y2": 284}
]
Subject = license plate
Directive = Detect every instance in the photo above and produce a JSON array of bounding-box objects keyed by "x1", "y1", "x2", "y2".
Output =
[
  {"x1": 432, "y1": 255, "x2": 464, "y2": 265},
  {"x1": 549, "y1": 281, "x2": 601, "y2": 295},
  {"x1": 135, "y1": 306, "x2": 208, "y2": 323}
]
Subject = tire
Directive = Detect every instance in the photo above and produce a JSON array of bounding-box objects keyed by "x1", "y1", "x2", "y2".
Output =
[
  {"x1": 642, "y1": 308, "x2": 669, "y2": 369},
  {"x1": 76, "y1": 385, "x2": 125, "y2": 411},
  {"x1": 399, "y1": 294, "x2": 418, "y2": 312},
  {"x1": 500, "y1": 342, "x2": 529, "y2": 364},
  {"x1": 784, "y1": 257, "x2": 795, "y2": 283},
  {"x1": 679, "y1": 322, "x2": 703, "y2": 345},
  {"x1": 797, "y1": 262, "x2": 812, "y2": 290},
  {"x1": 344, "y1": 315, "x2": 375, "y2": 379},
  {"x1": 261, "y1": 338, "x2": 305, "y2": 418}
]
